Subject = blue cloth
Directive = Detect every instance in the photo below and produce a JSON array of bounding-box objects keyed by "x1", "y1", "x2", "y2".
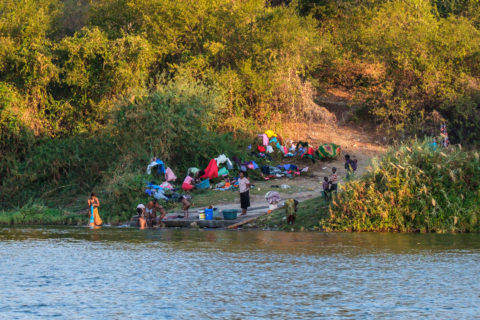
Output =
[
  {"x1": 251, "y1": 161, "x2": 259, "y2": 170},
  {"x1": 155, "y1": 160, "x2": 165, "y2": 174},
  {"x1": 269, "y1": 137, "x2": 277, "y2": 144}
]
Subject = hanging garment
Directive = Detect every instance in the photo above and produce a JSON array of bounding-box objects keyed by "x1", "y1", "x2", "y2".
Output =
[
  {"x1": 266, "y1": 145, "x2": 274, "y2": 153},
  {"x1": 200, "y1": 159, "x2": 219, "y2": 179},
  {"x1": 165, "y1": 167, "x2": 177, "y2": 182},
  {"x1": 146, "y1": 159, "x2": 165, "y2": 175},
  {"x1": 215, "y1": 154, "x2": 233, "y2": 168}
]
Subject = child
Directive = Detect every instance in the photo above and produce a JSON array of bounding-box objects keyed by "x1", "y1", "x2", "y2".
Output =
[
  {"x1": 345, "y1": 154, "x2": 358, "y2": 179},
  {"x1": 322, "y1": 176, "x2": 331, "y2": 202},
  {"x1": 285, "y1": 198, "x2": 299, "y2": 225},
  {"x1": 180, "y1": 196, "x2": 191, "y2": 219},
  {"x1": 329, "y1": 167, "x2": 338, "y2": 193}
]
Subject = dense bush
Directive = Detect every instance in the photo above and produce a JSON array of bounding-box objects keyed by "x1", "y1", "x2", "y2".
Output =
[
  {"x1": 1, "y1": 0, "x2": 480, "y2": 220},
  {"x1": 326, "y1": 140, "x2": 480, "y2": 232}
]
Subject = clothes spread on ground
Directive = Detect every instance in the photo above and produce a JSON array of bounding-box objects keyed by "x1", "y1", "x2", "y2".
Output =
[
  {"x1": 160, "y1": 182, "x2": 174, "y2": 190},
  {"x1": 218, "y1": 167, "x2": 229, "y2": 176},
  {"x1": 165, "y1": 167, "x2": 177, "y2": 182},
  {"x1": 316, "y1": 143, "x2": 341, "y2": 160},
  {"x1": 265, "y1": 130, "x2": 277, "y2": 139},
  {"x1": 200, "y1": 159, "x2": 219, "y2": 180}
]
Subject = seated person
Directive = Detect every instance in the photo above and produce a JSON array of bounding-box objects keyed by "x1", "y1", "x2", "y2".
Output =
[{"x1": 182, "y1": 173, "x2": 195, "y2": 191}]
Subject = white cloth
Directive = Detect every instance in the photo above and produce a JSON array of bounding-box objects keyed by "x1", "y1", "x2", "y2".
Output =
[
  {"x1": 215, "y1": 154, "x2": 233, "y2": 168},
  {"x1": 238, "y1": 177, "x2": 250, "y2": 193},
  {"x1": 146, "y1": 161, "x2": 157, "y2": 175},
  {"x1": 137, "y1": 204, "x2": 145, "y2": 209},
  {"x1": 266, "y1": 145, "x2": 274, "y2": 153},
  {"x1": 265, "y1": 191, "x2": 281, "y2": 204}
]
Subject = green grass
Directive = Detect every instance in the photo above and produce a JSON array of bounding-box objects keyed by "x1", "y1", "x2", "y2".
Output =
[
  {"x1": 254, "y1": 197, "x2": 330, "y2": 231},
  {"x1": 0, "y1": 203, "x2": 86, "y2": 226}
]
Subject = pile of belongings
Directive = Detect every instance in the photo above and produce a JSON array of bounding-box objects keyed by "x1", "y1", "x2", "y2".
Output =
[
  {"x1": 260, "y1": 164, "x2": 306, "y2": 179},
  {"x1": 145, "y1": 181, "x2": 180, "y2": 201},
  {"x1": 265, "y1": 191, "x2": 281, "y2": 210}
]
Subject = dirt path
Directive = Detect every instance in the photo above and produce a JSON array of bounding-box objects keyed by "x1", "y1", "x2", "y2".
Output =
[{"x1": 166, "y1": 98, "x2": 387, "y2": 220}]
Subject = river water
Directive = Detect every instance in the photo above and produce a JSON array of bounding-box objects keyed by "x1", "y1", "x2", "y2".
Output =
[{"x1": 0, "y1": 227, "x2": 479, "y2": 319}]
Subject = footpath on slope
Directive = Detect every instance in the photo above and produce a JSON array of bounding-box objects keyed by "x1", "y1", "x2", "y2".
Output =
[{"x1": 161, "y1": 94, "x2": 386, "y2": 228}]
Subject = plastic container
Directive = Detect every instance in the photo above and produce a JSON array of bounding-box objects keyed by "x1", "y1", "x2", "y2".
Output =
[
  {"x1": 196, "y1": 179, "x2": 210, "y2": 190},
  {"x1": 199, "y1": 213, "x2": 206, "y2": 220},
  {"x1": 222, "y1": 209, "x2": 238, "y2": 220},
  {"x1": 205, "y1": 208, "x2": 214, "y2": 220}
]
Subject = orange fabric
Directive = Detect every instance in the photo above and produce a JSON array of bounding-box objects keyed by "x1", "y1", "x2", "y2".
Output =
[
  {"x1": 139, "y1": 217, "x2": 147, "y2": 229},
  {"x1": 89, "y1": 207, "x2": 102, "y2": 226}
]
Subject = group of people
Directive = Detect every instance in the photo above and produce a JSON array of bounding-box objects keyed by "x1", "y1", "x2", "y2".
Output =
[
  {"x1": 321, "y1": 154, "x2": 358, "y2": 202},
  {"x1": 136, "y1": 200, "x2": 168, "y2": 229}
]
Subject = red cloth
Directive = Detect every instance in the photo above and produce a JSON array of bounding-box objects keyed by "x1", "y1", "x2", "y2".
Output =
[
  {"x1": 257, "y1": 145, "x2": 266, "y2": 153},
  {"x1": 307, "y1": 147, "x2": 315, "y2": 155},
  {"x1": 200, "y1": 159, "x2": 218, "y2": 179},
  {"x1": 182, "y1": 183, "x2": 194, "y2": 191}
]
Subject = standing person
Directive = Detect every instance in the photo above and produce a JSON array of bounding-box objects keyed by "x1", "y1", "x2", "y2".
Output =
[
  {"x1": 238, "y1": 171, "x2": 251, "y2": 216},
  {"x1": 329, "y1": 168, "x2": 338, "y2": 194},
  {"x1": 180, "y1": 196, "x2": 191, "y2": 219},
  {"x1": 322, "y1": 176, "x2": 331, "y2": 202},
  {"x1": 285, "y1": 199, "x2": 299, "y2": 225},
  {"x1": 146, "y1": 201, "x2": 156, "y2": 227},
  {"x1": 87, "y1": 193, "x2": 103, "y2": 227},
  {"x1": 344, "y1": 154, "x2": 357, "y2": 179}
]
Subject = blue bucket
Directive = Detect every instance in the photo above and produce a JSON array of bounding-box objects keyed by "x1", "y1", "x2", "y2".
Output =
[{"x1": 205, "y1": 208, "x2": 213, "y2": 220}]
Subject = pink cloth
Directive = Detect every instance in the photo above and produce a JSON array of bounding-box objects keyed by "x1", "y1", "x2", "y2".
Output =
[
  {"x1": 183, "y1": 176, "x2": 193, "y2": 184},
  {"x1": 165, "y1": 167, "x2": 177, "y2": 182},
  {"x1": 260, "y1": 134, "x2": 269, "y2": 146}
]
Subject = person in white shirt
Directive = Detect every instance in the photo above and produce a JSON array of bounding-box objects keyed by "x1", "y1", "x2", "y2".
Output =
[{"x1": 238, "y1": 171, "x2": 251, "y2": 216}]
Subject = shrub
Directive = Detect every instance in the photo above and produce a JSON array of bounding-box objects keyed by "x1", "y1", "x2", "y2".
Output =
[{"x1": 327, "y1": 139, "x2": 480, "y2": 232}]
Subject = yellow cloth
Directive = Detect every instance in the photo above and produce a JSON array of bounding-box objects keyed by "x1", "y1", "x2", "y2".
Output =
[
  {"x1": 265, "y1": 130, "x2": 277, "y2": 139},
  {"x1": 90, "y1": 207, "x2": 103, "y2": 226}
]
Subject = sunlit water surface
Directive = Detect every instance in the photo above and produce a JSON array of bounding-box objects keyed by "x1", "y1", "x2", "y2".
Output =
[{"x1": 0, "y1": 227, "x2": 479, "y2": 319}]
